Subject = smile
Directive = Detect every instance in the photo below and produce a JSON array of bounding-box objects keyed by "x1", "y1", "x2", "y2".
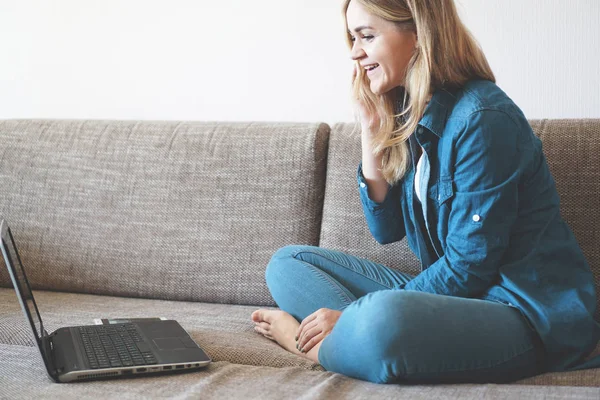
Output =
[
  {"x1": 364, "y1": 63, "x2": 379, "y2": 72},
  {"x1": 365, "y1": 64, "x2": 380, "y2": 75}
]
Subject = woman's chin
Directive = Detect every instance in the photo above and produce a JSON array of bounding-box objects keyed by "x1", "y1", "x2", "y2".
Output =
[
  {"x1": 369, "y1": 82, "x2": 381, "y2": 95},
  {"x1": 370, "y1": 83, "x2": 392, "y2": 96}
]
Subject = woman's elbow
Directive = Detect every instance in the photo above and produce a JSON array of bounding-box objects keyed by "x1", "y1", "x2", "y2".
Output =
[{"x1": 369, "y1": 226, "x2": 404, "y2": 245}]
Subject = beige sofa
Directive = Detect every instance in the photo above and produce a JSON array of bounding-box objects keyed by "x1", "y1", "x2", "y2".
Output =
[{"x1": 0, "y1": 119, "x2": 599, "y2": 399}]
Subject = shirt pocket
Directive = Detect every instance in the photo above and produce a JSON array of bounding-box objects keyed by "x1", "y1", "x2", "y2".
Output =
[{"x1": 428, "y1": 179, "x2": 454, "y2": 206}]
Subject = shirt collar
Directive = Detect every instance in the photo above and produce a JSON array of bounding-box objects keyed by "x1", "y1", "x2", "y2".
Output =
[{"x1": 417, "y1": 87, "x2": 458, "y2": 138}]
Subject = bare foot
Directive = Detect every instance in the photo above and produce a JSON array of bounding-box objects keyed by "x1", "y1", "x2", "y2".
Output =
[
  {"x1": 251, "y1": 309, "x2": 322, "y2": 364},
  {"x1": 251, "y1": 309, "x2": 299, "y2": 352}
]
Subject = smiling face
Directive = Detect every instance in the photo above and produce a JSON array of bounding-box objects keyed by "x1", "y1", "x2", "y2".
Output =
[{"x1": 346, "y1": 0, "x2": 417, "y2": 95}]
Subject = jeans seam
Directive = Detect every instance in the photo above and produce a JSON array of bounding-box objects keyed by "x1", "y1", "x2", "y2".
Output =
[
  {"x1": 291, "y1": 249, "x2": 395, "y2": 291},
  {"x1": 294, "y1": 260, "x2": 354, "y2": 308}
]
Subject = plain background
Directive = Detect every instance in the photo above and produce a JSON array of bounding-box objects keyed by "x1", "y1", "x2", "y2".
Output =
[{"x1": 1, "y1": 0, "x2": 599, "y2": 125}]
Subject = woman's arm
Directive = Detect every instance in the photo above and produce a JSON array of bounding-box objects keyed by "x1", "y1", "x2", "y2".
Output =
[
  {"x1": 361, "y1": 132, "x2": 389, "y2": 202},
  {"x1": 352, "y1": 81, "x2": 405, "y2": 244},
  {"x1": 357, "y1": 125, "x2": 406, "y2": 244}
]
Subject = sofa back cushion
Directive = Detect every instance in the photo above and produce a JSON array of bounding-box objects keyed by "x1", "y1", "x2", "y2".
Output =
[
  {"x1": 319, "y1": 123, "x2": 422, "y2": 279},
  {"x1": 321, "y1": 120, "x2": 600, "y2": 321},
  {"x1": 0, "y1": 120, "x2": 329, "y2": 306}
]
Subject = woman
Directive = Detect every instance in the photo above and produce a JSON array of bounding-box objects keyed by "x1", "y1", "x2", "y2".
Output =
[{"x1": 251, "y1": 0, "x2": 600, "y2": 384}]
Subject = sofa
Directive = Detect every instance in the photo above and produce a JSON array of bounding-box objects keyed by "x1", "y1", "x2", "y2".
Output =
[{"x1": 0, "y1": 118, "x2": 599, "y2": 399}]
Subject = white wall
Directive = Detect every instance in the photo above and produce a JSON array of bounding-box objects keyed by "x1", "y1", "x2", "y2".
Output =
[{"x1": 1, "y1": 0, "x2": 598, "y2": 126}]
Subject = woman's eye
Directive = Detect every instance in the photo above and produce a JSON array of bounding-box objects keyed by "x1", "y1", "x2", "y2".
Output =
[{"x1": 349, "y1": 35, "x2": 373, "y2": 43}]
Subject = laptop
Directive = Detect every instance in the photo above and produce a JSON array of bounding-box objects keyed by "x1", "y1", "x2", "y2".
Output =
[{"x1": 0, "y1": 218, "x2": 212, "y2": 383}]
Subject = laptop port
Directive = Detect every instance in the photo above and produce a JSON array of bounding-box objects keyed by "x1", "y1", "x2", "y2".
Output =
[
  {"x1": 175, "y1": 365, "x2": 184, "y2": 369},
  {"x1": 136, "y1": 368, "x2": 147, "y2": 373},
  {"x1": 163, "y1": 366, "x2": 172, "y2": 370}
]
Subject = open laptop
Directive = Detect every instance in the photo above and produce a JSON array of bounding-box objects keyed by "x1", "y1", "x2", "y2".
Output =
[{"x1": 0, "y1": 218, "x2": 212, "y2": 383}]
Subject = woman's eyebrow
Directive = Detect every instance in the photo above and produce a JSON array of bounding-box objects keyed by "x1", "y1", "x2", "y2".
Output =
[{"x1": 348, "y1": 25, "x2": 374, "y2": 34}]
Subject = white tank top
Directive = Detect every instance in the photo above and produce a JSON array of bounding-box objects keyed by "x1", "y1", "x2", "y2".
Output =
[{"x1": 414, "y1": 150, "x2": 425, "y2": 203}]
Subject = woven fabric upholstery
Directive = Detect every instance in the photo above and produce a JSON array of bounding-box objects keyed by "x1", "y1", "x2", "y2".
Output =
[
  {"x1": 0, "y1": 120, "x2": 330, "y2": 306},
  {"x1": 1, "y1": 289, "x2": 599, "y2": 388},
  {"x1": 3, "y1": 346, "x2": 600, "y2": 399},
  {"x1": 321, "y1": 120, "x2": 600, "y2": 321},
  {"x1": 528, "y1": 119, "x2": 600, "y2": 321},
  {"x1": 0, "y1": 289, "x2": 320, "y2": 371}
]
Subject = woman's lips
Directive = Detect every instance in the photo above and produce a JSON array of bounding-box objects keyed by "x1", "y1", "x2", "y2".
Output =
[{"x1": 367, "y1": 65, "x2": 380, "y2": 76}]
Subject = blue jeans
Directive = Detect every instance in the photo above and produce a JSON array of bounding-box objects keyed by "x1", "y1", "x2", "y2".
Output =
[{"x1": 265, "y1": 245, "x2": 544, "y2": 384}]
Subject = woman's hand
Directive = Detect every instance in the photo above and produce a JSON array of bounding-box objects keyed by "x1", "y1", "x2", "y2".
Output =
[
  {"x1": 352, "y1": 63, "x2": 380, "y2": 133},
  {"x1": 295, "y1": 308, "x2": 342, "y2": 353}
]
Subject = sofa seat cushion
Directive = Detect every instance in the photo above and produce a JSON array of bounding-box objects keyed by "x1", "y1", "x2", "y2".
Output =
[
  {"x1": 1, "y1": 289, "x2": 599, "y2": 388},
  {"x1": 2, "y1": 345, "x2": 600, "y2": 399},
  {"x1": 0, "y1": 289, "x2": 321, "y2": 371}
]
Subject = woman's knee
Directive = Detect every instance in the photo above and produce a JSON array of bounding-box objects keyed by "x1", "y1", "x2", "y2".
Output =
[
  {"x1": 347, "y1": 290, "x2": 424, "y2": 351},
  {"x1": 265, "y1": 245, "x2": 318, "y2": 286},
  {"x1": 321, "y1": 290, "x2": 426, "y2": 383}
]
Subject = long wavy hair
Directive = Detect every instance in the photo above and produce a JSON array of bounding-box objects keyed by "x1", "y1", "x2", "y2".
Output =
[{"x1": 343, "y1": 0, "x2": 495, "y2": 184}]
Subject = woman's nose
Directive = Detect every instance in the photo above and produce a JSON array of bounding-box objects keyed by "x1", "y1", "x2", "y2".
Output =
[{"x1": 350, "y1": 43, "x2": 366, "y2": 61}]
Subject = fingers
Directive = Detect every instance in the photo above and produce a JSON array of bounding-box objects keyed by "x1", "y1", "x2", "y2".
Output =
[
  {"x1": 297, "y1": 323, "x2": 320, "y2": 352},
  {"x1": 296, "y1": 312, "x2": 317, "y2": 340},
  {"x1": 298, "y1": 320, "x2": 318, "y2": 345},
  {"x1": 299, "y1": 331, "x2": 325, "y2": 354}
]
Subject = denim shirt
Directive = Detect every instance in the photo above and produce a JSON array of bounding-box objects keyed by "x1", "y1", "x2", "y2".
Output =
[{"x1": 357, "y1": 79, "x2": 600, "y2": 372}]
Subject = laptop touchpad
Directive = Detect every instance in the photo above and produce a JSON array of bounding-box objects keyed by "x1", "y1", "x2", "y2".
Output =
[{"x1": 153, "y1": 337, "x2": 187, "y2": 350}]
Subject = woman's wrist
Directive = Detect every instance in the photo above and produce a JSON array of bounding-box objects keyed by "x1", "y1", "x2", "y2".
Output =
[{"x1": 360, "y1": 123, "x2": 377, "y2": 138}]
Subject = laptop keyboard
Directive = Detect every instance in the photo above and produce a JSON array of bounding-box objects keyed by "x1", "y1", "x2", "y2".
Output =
[{"x1": 78, "y1": 324, "x2": 158, "y2": 369}]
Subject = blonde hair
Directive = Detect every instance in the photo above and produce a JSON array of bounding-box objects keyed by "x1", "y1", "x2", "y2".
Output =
[{"x1": 342, "y1": 0, "x2": 495, "y2": 184}]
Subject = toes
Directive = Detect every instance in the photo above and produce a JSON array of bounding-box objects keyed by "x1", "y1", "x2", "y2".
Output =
[
  {"x1": 251, "y1": 309, "x2": 265, "y2": 322},
  {"x1": 251, "y1": 309, "x2": 272, "y2": 323},
  {"x1": 255, "y1": 322, "x2": 270, "y2": 330},
  {"x1": 254, "y1": 325, "x2": 274, "y2": 340}
]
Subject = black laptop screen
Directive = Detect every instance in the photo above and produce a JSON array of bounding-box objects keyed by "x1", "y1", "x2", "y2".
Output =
[{"x1": 0, "y1": 221, "x2": 44, "y2": 344}]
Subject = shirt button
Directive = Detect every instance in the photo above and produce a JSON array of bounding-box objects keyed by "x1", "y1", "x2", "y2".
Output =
[
  {"x1": 472, "y1": 214, "x2": 481, "y2": 222},
  {"x1": 359, "y1": 182, "x2": 366, "y2": 188}
]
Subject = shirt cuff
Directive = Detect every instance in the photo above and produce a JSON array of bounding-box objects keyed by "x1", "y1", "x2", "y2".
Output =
[{"x1": 356, "y1": 162, "x2": 394, "y2": 213}]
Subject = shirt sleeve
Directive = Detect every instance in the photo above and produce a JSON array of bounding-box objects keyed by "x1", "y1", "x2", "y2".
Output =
[
  {"x1": 404, "y1": 109, "x2": 526, "y2": 297},
  {"x1": 357, "y1": 161, "x2": 406, "y2": 244}
]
